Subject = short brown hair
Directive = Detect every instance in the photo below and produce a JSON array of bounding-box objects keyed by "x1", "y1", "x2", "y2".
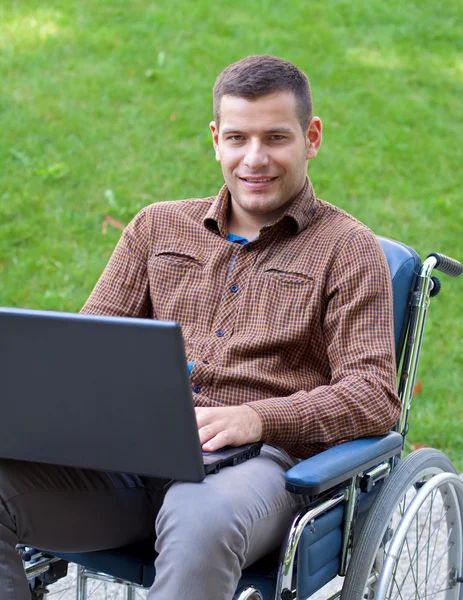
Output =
[{"x1": 213, "y1": 55, "x2": 313, "y2": 131}]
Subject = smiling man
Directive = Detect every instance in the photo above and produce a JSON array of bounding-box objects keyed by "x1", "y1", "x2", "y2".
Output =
[
  {"x1": 211, "y1": 91, "x2": 321, "y2": 241},
  {"x1": 0, "y1": 56, "x2": 400, "y2": 600}
]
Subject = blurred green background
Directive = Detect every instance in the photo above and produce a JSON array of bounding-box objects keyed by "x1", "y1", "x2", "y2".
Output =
[{"x1": 1, "y1": 0, "x2": 462, "y2": 467}]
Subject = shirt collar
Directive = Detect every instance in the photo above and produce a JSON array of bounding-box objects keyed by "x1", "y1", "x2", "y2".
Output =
[
  {"x1": 280, "y1": 176, "x2": 317, "y2": 234},
  {"x1": 203, "y1": 176, "x2": 317, "y2": 237},
  {"x1": 203, "y1": 184, "x2": 230, "y2": 237}
]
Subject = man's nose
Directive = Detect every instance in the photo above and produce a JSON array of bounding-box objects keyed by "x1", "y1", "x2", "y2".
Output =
[{"x1": 243, "y1": 140, "x2": 269, "y2": 170}]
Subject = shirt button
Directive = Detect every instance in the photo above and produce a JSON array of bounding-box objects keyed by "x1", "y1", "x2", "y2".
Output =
[
  {"x1": 192, "y1": 386, "x2": 201, "y2": 393},
  {"x1": 230, "y1": 285, "x2": 238, "y2": 293},
  {"x1": 216, "y1": 330, "x2": 224, "y2": 338}
]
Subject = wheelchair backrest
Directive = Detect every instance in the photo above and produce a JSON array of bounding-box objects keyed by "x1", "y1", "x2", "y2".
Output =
[{"x1": 377, "y1": 236, "x2": 421, "y2": 365}]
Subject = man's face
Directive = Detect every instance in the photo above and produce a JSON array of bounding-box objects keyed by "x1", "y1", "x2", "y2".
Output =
[{"x1": 210, "y1": 92, "x2": 321, "y2": 226}]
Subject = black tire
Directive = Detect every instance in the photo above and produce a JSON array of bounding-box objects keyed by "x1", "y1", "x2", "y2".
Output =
[{"x1": 342, "y1": 448, "x2": 460, "y2": 600}]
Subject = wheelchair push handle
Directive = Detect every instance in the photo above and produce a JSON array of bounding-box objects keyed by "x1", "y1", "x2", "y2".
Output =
[{"x1": 427, "y1": 252, "x2": 463, "y2": 277}]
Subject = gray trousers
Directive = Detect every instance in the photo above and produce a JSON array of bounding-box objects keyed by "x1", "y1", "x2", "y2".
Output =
[{"x1": 0, "y1": 445, "x2": 303, "y2": 599}]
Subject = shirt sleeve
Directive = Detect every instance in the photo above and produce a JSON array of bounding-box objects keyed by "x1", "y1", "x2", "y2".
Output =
[
  {"x1": 80, "y1": 209, "x2": 152, "y2": 318},
  {"x1": 245, "y1": 229, "x2": 402, "y2": 458}
]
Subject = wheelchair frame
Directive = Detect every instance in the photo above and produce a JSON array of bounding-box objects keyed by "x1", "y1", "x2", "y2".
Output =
[
  {"x1": 270, "y1": 252, "x2": 461, "y2": 599},
  {"x1": 23, "y1": 244, "x2": 463, "y2": 600}
]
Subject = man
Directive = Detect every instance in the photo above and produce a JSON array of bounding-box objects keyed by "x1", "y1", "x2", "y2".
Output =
[{"x1": 0, "y1": 55, "x2": 400, "y2": 599}]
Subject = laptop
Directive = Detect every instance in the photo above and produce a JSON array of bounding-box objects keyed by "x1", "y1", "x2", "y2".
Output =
[{"x1": 0, "y1": 307, "x2": 261, "y2": 482}]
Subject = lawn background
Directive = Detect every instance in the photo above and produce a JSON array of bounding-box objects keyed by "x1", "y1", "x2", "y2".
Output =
[{"x1": 1, "y1": 0, "x2": 462, "y2": 467}]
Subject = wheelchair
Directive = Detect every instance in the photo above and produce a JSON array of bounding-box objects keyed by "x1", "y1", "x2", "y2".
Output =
[{"x1": 22, "y1": 237, "x2": 463, "y2": 600}]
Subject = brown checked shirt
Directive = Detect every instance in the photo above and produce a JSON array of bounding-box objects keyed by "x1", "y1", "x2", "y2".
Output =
[{"x1": 82, "y1": 177, "x2": 401, "y2": 459}]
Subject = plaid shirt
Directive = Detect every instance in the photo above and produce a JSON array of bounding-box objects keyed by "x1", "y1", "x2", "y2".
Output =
[{"x1": 82, "y1": 177, "x2": 400, "y2": 459}]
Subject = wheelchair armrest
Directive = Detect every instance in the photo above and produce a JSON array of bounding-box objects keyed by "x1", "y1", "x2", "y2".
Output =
[{"x1": 285, "y1": 432, "x2": 403, "y2": 495}]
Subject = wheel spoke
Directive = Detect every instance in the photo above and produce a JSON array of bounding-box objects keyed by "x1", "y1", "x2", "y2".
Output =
[
  {"x1": 390, "y1": 484, "x2": 460, "y2": 600},
  {"x1": 416, "y1": 508, "x2": 420, "y2": 597},
  {"x1": 392, "y1": 523, "x2": 425, "y2": 598},
  {"x1": 89, "y1": 579, "x2": 104, "y2": 595},
  {"x1": 389, "y1": 492, "x2": 423, "y2": 599},
  {"x1": 424, "y1": 488, "x2": 436, "y2": 599},
  {"x1": 393, "y1": 486, "x2": 438, "y2": 597},
  {"x1": 390, "y1": 543, "x2": 403, "y2": 600},
  {"x1": 430, "y1": 566, "x2": 454, "y2": 598},
  {"x1": 391, "y1": 571, "x2": 406, "y2": 600},
  {"x1": 390, "y1": 538, "x2": 418, "y2": 600},
  {"x1": 392, "y1": 519, "x2": 452, "y2": 600},
  {"x1": 419, "y1": 521, "x2": 453, "y2": 591},
  {"x1": 110, "y1": 584, "x2": 122, "y2": 600},
  {"x1": 403, "y1": 552, "x2": 450, "y2": 600},
  {"x1": 380, "y1": 479, "x2": 461, "y2": 600},
  {"x1": 48, "y1": 585, "x2": 77, "y2": 599},
  {"x1": 394, "y1": 497, "x2": 452, "y2": 591},
  {"x1": 429, "y1": 490, "x2": 447, "y2": 572}
]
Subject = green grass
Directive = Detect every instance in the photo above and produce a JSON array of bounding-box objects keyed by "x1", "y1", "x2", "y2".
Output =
[{"x1": 1, "y1": 0, "x2": 462, "y2": 467}]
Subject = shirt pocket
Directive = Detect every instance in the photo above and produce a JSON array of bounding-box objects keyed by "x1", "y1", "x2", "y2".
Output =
[
  {"x1": 245, "y1": 264, "x2": 315, "y2": 344},
  {"x1": 153, "y1": 251, "x2": 203, "y2": 269},
  {"x1": 262, "y1": 267, "x2": 313, "y2": 286},
  {"x1": 148, "y1": 245, "x2": 205, "y2": 323}
]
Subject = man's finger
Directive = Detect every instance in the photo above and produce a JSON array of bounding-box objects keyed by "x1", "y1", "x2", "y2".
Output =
[
  {"x1": 194, "y1": 406, "x2": 213, "y2": 428},
  {"x1": 198, "y1": 422, "x2": 223, "y2": 446},
  {"x1": 202, "y1": 430, "x2": 234, "y2": 452}
]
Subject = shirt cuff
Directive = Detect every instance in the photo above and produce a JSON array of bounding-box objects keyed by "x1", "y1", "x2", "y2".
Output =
[{"x1": 245, "y1": 397, "x2": 301, "y2": 449}]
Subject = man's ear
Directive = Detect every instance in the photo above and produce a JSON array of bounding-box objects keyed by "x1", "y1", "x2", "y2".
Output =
[
  {"x1": 209, "y1": 121, "x2": 221, "y2": 162},
  {"x1": 305, "y1": 117, "x2": 323, "y2": 160}
]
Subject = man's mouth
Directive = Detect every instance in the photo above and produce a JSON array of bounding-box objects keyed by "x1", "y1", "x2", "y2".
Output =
[
  {"x1": 239, "y1": 176, "x2": 278, "y2": 189},
  {"x1": 240, "y1": 177, "x2": 277, "y2": 183}
]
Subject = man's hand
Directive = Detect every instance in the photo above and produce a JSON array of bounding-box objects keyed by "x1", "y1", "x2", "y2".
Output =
[{"x1": 195, "y1": 405, "x2": 263, "y2": 452}]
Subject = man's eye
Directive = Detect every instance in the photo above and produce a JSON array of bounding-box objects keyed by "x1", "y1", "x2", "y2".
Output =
[
  {"x1": 228, "y1": 135, "x2": 244, "y2": 141},
  {"x1": 269, "y1": 135, "x2": 285, "y2": 141}
]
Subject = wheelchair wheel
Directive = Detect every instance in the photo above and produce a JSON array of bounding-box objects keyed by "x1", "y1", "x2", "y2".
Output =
[
  {"x1": 342, "y1": 448, "x2": 463, "y2": 600},
  {"x1": 30, "y1": 563, "x2": 149, "y2": 599},
  {"x1": 75, "y1": 566, "x2": 149, "y2": 600}
]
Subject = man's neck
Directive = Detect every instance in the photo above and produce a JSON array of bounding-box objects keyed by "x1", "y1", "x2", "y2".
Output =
[
  {"x1": 227, "y1": 200, "x2": 283, "y2": 241},
  {"x1": 227, "y1": 219, "x2": 261, "y2": 242}
]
